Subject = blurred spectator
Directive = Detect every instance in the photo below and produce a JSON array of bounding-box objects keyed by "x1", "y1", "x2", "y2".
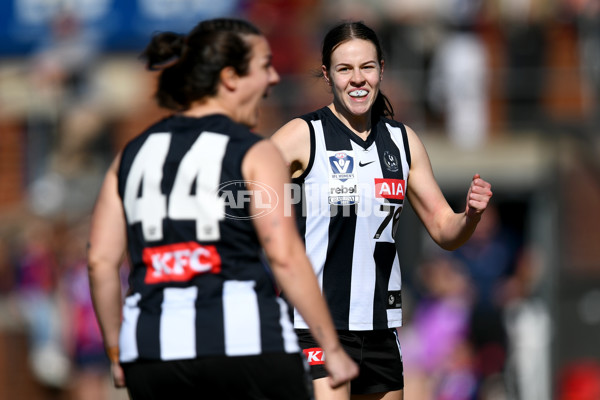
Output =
[
  {"x1": 572, "y1": 0, "x2": 600, "y2": 136},
  {"x1": 428, "y1": 0, "x2": 489, "y2": 149},
  {"x1": 26, "y1": 105, "x2": 112, "y2": 219},
  {"x1": 14, "y1": 216, "x2": 71, "y2": 389},
  {"x1": 499, "y1": 0, "x2": 549, "y2": 130},
  {"x1": 401, "y1": 254, "x2": 477, "y2": 400},
  {"x1": 502, "y1": 246, "x2": 551, "y2": 400},
  {"x1": 0, "y1": 227, "x2": 16, "y2": 296},
  {"x1": 56, "y1": 217, "x2": 130, "y2": 400},
  {"x1": 29, "y1": 12, "x2": 100, "y2": 105},
  {"x1": 448, "y1": 204, "x2": 520, "y2": 394},
  {"x1": 26, "y1": 11, "x2": 102, "y2": 183},
  {"x1": 58, "y1": 218, "x2": 109, "y2": 400},
  {"x1": 245, "y1": 0, "x2": 324, "y2": 131},
  {"x1": 26, "y1": 10, "x2": 109, "y2": 221}
]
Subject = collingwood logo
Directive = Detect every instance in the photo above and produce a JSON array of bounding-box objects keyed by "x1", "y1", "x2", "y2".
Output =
[
  {"x1": 386, "y1": 290, "x2": 402, "y2": 309},
  {"x1": 383, "y1": 151, "x2": 399, "y2": 172}
]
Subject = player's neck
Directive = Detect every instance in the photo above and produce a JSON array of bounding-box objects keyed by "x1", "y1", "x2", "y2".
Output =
[
  {"x1": 182, "y1": 98, "x2": 231, "y2": 120},
  {"x1": 328, "y1": 103, "x2": 371, "y2": 140}
]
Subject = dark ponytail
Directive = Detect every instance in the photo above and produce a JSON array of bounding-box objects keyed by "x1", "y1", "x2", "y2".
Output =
[
  {"x1": 141, "y1": 32, "x2": 186, "y2": 71},
  {"x1": 140, "y1": 18, "x2": 262, "y2": 111},
  {"x1": 373, "y1": 92, "x2": 394, "y2": 119}
]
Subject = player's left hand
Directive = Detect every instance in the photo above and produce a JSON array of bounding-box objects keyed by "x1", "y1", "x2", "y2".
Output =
[
  {"x1": 465, "y1": 174, "x2": 492, "y2": 219},
  {"x1": 111, "y1": 361, "x2": 126, "y2": 388}
]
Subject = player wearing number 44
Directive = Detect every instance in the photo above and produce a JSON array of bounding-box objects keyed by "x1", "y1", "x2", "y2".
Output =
[
  {"x1": 271, "y1": 21, "x2": 493, "y2": 400},
  {"x1": 87, "y1": 18, "x2": 357, "y2": 400}
]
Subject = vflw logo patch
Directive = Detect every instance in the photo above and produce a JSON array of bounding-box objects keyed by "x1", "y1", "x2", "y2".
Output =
[{"x1": 328, "y1": 151, "x2": 355, "y2": 182}]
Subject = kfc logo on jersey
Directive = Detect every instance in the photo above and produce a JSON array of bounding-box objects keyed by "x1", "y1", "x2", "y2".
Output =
[
  {"x1": 143, "y1": 242, "x2": 221, "y2": 284},
  {"x1": 303, "y1": 347, "x2": 325, "y2": 365},
  {"x1": 375, "y1": 178, "x2": 406, "y2": 200}
]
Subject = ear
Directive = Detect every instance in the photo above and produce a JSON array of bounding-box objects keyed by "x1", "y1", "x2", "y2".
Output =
[
  {"x1": 322, "y1": 65, "x2": 331, "y2": 86},
  {"x1": 220, "y1": 66, "x2": 239, "y2": 91}
]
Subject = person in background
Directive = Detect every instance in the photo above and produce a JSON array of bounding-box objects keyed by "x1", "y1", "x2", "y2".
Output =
[
  {"x1": 450, "y1": 204, "x2": 518, "y2": 388},
  {"x1": 401, "y1": 254, "x2": 476, "y2": 400},
  {"x1": 61, "y1": 218, "x2": 130, "y2": 400},
  {"x1": 87, "y1": 18, "x2": 357, "y2": 400},
  {"x1": 271, "y1": 21, "x2": 492, "y2": 400}
]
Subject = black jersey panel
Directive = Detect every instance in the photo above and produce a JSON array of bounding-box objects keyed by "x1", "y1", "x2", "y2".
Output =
[
  {"x1": 323, "y1": 205, "x2": 357, "y2": 330},
  {"x1": 194, "y1": 276, "x2": 225, "y2": 356},
  {"x1": 374, "y1": 119, "x2": 405, "y2": 206},
  {"x1": 136, "y1": 291, "x2": 164, "y2": 360},
  {"x1": 372, "y1": 241, "x2": 397, "y2": 327}
]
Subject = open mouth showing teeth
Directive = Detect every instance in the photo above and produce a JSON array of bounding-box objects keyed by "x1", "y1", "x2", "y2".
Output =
[{"x1": 349, "y1": 90, "x2": 368, "y2": 98}]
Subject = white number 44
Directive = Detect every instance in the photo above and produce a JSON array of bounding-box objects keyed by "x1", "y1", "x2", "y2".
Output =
[{"x1": 123, "y1": 132, "x2": 229, "y2": 242}]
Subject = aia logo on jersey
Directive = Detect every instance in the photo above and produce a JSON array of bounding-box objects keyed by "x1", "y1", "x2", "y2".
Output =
[
  {"x1": 329, "y1": 152, "x2": 354, "y2": 182},
  {"x1": 303, "y1": 347, "x2": 325, "y2": 365},
  {"x1": 143, "y1": 242, "x2": 221, "y2": 284},
  {"x1": 375, "y1": 178, "x2": 406, "y2": 200}
]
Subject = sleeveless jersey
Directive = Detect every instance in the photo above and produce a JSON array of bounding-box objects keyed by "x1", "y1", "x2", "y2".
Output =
[
  {"x1": 117, "y1": 114, "x2": 299, "y2": 362},
  {"x1": 293, "y1": 107, "x2": 411, "y2": 331}
]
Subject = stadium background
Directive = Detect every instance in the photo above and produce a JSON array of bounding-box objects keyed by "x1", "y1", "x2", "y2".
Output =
[{"x1": 0, "y1": 0, "x2": 599, "y2": 399}]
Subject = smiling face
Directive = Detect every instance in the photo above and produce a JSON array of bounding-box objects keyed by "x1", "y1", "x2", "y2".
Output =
[
  {"x1": 323, "y1": 38, "x2": 383, "y2": 125},
  {"x1": 235, "y1": 34, "x2": 280, "y2": 128}
]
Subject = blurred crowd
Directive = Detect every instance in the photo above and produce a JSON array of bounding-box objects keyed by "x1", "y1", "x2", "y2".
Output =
[
  {"x1": 400, "y1": 203, "x2": 550, "y2": 400},
  {"x1": 1, "y1": 0, "x2": 600, "y2": 399}
]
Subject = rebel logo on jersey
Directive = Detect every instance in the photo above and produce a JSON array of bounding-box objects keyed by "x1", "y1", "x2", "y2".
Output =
[
  {"x1": 374, "y1": 178, "x2": 406, "y2": 200},
  {"x1": 303, "y1": 347, "x2": 325, "y2": 365},
  {"x1": 143, "y1": 241, "x2": 222, "y2": 284}
]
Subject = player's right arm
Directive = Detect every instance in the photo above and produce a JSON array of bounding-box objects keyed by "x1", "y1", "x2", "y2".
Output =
[
  {"x1": 405, "y1": 125, "x2": 492, "y2": 250},
  {"x1": 87, "y1": 155, "x2": 127, "y2": 388},
  {"x1": 242, "y1": 139, "x2": 358, "y2": 388},
  {"x1": 270, "y1": 118, "x2": 311, "y2": 178}
]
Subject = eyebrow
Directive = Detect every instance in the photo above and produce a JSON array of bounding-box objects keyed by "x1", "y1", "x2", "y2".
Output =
[
  {"x1": 261, "y1": 54, "x2": 273, "y2": 66},
  {"x1": 334, "y1": 60, "x2": 377, "y2": 68}
]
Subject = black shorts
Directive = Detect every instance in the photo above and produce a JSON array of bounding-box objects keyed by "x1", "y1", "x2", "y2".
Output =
[
  {"x1": 122, "y1": 352, "x2": 313, "y2": 400},
  {"x1": 296, "y1": 328, "x2": 404, "y2": 395}
]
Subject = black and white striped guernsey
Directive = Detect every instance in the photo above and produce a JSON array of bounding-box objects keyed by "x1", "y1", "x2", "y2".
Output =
[
  {"x1": 292, "y1": 107, "x2": 411, "y2": 331},
  {"x1": 116, "y1": 114, "x2": 298, "y2": 362}
]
